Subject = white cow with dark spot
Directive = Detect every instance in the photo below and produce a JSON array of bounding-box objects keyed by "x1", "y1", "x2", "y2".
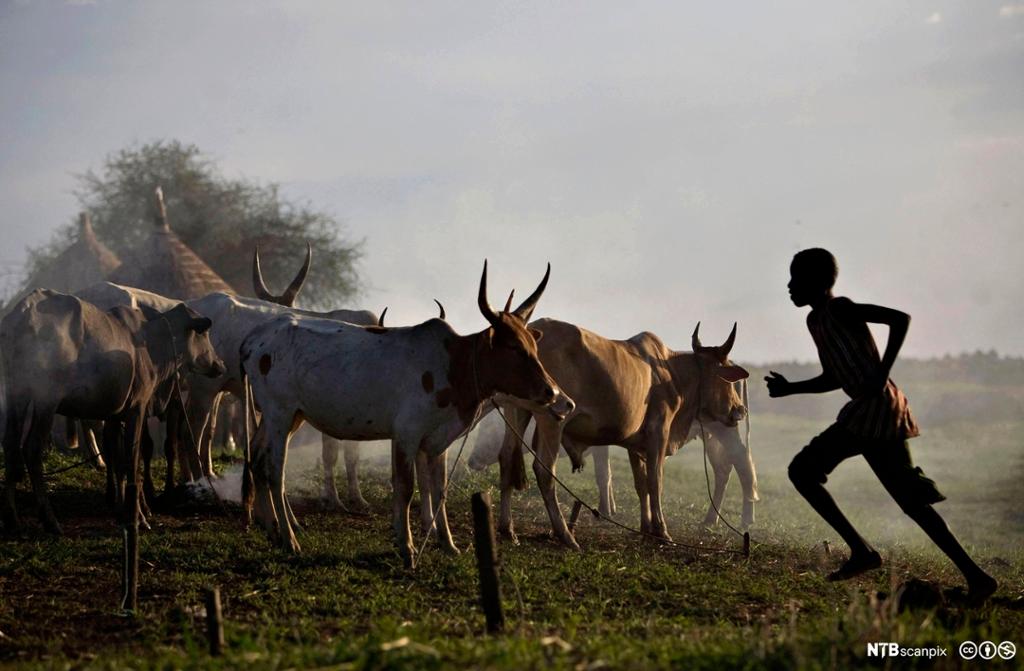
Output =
[{"x1": 240, "y1": 263, "x2": 573, "y2": 564}]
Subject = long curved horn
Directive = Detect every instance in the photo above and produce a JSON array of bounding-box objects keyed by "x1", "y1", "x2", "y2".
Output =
[
  {"x1": 503, "y1": 289, "x2": 515, "y2": 313},
  {"x1": 279, "y1": 242, "x2": 312, "y2": 307},
  {"x1": 512, "y1": 262, "x2": 550, "y2": 321},
  {"x1": 720, "y1": 322, "x2": 737, "y2": 358},
  {"x1": 477, "y1": 260, "x2": 501, "y2": 327},
  {"x1": 378, "y1": 307, "x2": 388, "y2": 327},
  {"x1": 433, "y1": 299, "x2": 446, "y2": 320},
  {"x1": 252, "y1": 245, "x2": 274, "y2": 302}
]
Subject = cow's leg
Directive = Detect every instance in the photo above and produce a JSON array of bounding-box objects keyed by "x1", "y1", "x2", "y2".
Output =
[
  {"x1": 344, "y1": 441, "x2": 369, "y2": 513},
  {"x1": 249, "y1": 420, "x2": 276, "y2": 536},
  {"x1": 416, "y1": 450, "x2": 434, "y2": 536},
  {"x1": 141, "y1": 420, "x2": 157, "y2": 512},
  {"x1": 645, "y1": 439, "x2": 672, "y2": 541},
  {"x1": 200, "y1": 392, "x2": 223, "y2": 478},
  {"x1": 162, "y1": 403, "x2": 179, "y2": 494},
  {"x1": 532, "y1": 416, "x2": 579, "y2": 550},
  {"x1": 182, "y1": 390, "x2": 215, "y2": 482},
  {"x1": 627, "y1": 451, "x2": 651, "y2": 534},
  {"x1": 703, "y1": 460, "x2": 732, "y2": 529},
  {"x1": 124, "y1": 411, "x2": 150, "y2": 530},
  {"x1": 266, "y1": 415, "x2": 299, "y2": 553},
  {"x1": 497, "y1": 405, "x2": 531, "y2": 543},
  {"x1": 101, "y1": 420, "x2": 120, "y2": 507},
  {"x1": 321, "y1": 434, "x2": 345, "y2": 510},
  {"x1": 391, "y1": 441, "x2": 417, "y2": 568},
  {"x1": 427, "y1": 449, "x2": 458, "y2": 554},
  {"x1": 2, "y1": 401, "x2": 28, "y2": 533},
  {"x1": 53, "y1": 417, "x2": 74, "y2": 454},
  {"x1": 591, "y1": 445, "x2": 616, "y2": 517},
  {"x1": 725, "y1": 432, "x2": 759, "y2": 529},
  {"x1": 25, "y1": 404, "x2": 60, "y2": 534}
]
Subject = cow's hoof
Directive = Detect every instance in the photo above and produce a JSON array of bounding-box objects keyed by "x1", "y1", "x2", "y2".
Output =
[
  {"x1": 440, "y1": 540, "x2": 460, "y2": 555},
  {"x1": 43, "y1": 519, "x2": 64, "y2": 536},
  {"x1": 347, "y1": 496, "x2": 371, "y2": 515},
  {"x1": 399, "y1": 549, "x2": 416, "y2": 569},
  {"x1": 320, "y1": 494, "x2": 346, "y2": 512},
  {"x1": 557, "y1": 533, "x2": 582, "y2": 552},
  {"x1": 499, "y1": 527, "x2": 519, "y2": 545}
]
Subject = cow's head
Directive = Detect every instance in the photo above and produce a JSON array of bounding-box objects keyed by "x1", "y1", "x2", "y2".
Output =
[
  {"x1": 690, "y1": 322, "x2": 749, "y2": 427},
  {"x1": 475, "y1": 262, "x2": 574, "y2": 420},
  {"x1": 161, "y1": 303, "x2": 227, "y2": 378}
]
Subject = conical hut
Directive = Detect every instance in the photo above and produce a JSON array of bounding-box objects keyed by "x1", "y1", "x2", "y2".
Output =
[
  {"x1": 23, "y1": 212, "x2": 122, "y2": 294},
  {"x1": 107, "y1": 187, "x2": 235, "y2": 300}
]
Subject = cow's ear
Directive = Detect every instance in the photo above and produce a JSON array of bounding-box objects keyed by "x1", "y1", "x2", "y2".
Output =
[
  {"x1": 189, "y1": 317, "x2": 213, "y2": 334},
  {"x1": 529, "y1": 327, "x2": 543, "y2": 343},
  {"x1": 717, "y1": 364, "x2": 749, "y2": 383},
  {"x1": 138, "y1": 304, "x2": 161, "y2": 320}
]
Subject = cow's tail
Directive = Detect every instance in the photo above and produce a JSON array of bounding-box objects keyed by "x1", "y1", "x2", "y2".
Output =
[{"x1": 239, "y1": 348, "x2": 256, "y2": 524}]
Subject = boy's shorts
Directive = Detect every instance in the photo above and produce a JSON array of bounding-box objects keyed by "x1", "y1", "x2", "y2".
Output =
[{"x1": 789, "y1": 423, "x2": 945, "y2": 510}]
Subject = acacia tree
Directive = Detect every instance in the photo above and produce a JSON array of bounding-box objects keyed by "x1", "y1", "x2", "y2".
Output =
[{"x1": 22, "y1": 140, "x2": 361, "y2": 308}]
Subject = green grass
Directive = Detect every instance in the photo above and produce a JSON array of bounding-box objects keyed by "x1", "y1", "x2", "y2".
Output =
[{"x1": 1, "y1": 417, "x2": 1022, "y2": 670}]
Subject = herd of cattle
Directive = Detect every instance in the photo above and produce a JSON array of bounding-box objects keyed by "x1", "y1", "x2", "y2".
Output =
[{"x1": 0, "y1": 249, "x2": 758, "y2": 566}]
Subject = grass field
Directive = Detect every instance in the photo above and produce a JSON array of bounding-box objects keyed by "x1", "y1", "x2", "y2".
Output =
[{"x1": 1, "y1": 415, "x2": 1022, "y2": 669}]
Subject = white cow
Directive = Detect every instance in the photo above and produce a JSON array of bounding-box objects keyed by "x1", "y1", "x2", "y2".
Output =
[
  {"x1": 240, "y1": 262, "x2": 574, "y2": 564},
  {"x1": 468, "y1": 415, "x2": 757, "y2": 529}
]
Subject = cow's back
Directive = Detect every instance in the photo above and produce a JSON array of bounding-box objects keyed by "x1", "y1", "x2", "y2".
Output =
[
  {"x1": 243, "y1": 316, "x2": 456, "y2": 442},
  {"x1": 1, "y1": 290, "x2": 139, "y2": 416},
  {"x1": 530, "y1": 318, "x2": 656, "y2": 444}
]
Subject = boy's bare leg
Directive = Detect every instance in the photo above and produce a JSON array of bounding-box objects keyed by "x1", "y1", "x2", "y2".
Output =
[
  {"x1": 788, "y1": 466, "x2": 881, "y2": 579},
  {"x1": 903, "y1": 504, "x2": 997, "y2": 601}
]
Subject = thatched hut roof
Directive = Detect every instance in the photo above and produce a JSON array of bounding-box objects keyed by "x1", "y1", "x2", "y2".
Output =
[
  {"x1": 23, "y1": 212, "x2": 122, "y2": 295},
  {"x1": 107, "y1": 187, "x2": 235, "y2": 300}
]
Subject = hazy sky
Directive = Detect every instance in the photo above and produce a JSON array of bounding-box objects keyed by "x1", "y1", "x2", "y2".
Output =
[{"x1": 1, "y1": 1, "x2": 1021, "y2": 363}]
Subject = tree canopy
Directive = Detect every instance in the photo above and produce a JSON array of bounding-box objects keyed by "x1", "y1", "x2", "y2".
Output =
[{"x1": 18, "y1": 140, "x2": 361, "y2": 309}]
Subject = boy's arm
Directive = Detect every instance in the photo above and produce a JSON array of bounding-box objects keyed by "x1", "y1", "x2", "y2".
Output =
[
  {"x1": 765, "y1": 369, "x2": 840, "y2": 397},
  {"x1": 843, "y1": 301, "x2": 911, "y2": 391}
]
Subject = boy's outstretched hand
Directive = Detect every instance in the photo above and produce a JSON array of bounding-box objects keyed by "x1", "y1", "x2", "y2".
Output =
[{"x1": 765, "y1": 371, "x2": 792, "y2": 398}]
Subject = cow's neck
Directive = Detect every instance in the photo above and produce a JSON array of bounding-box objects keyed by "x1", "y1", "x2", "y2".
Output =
[
  {"x1": 666, "y1": 352, "x2": 702, "y2": 440},
  {"x1": 139, "y1": 320, "x2": 182, "y2": 384},
  {"x1": 446, "y1": 330, "x2": 494, "y2": 427}
]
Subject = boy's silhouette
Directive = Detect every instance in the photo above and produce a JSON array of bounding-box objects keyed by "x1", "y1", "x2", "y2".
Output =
[{"x1": 766, "y1": 248, "x2": 997, "y2": 603}]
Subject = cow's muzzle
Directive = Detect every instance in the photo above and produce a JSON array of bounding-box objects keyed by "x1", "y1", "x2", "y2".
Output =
[
  {"x1": 546, "y1": 389, "x2": 575, "y2": 422},
  {"x1": 195, "y1": 358, "x2": 227, "y2": 378}
]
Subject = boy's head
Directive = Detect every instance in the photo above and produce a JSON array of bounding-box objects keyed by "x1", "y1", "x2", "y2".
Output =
[{"x1": 788, "y1": 248, "x2": 837, "y2": 307}]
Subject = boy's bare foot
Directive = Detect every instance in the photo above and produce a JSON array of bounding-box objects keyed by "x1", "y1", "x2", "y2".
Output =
[
  {"x1": 827, "y1": 550, "x2": 882, "y2": 581},
  {"x1": 966, "y1": 573, "x2": 998, "y2": 606}
]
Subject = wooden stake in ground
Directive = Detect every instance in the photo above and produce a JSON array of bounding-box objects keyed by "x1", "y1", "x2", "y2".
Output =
[
  {"x1": 471, "y1": 492, "x2": 505, "y2": 634},
  {"x1": 205, "y1": 587, "x2": 225, "y2": 656}
]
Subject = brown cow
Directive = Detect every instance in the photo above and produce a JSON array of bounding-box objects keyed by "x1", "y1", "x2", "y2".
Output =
[
  {"x1": 1, "y1": 289, "x2": 225, "y2": 534},
  {"x1": 496, "y1": 319, "x2": 749, "y2": 549}
]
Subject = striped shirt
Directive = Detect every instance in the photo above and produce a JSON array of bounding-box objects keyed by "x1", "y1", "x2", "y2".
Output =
[{"x1": 807, "y1": 297, "x2": 919, "y2": 440}]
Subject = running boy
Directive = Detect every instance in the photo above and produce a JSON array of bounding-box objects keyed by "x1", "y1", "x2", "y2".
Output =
[{"x1": 766, "y1": 248, "x2": 997, "y2": 602}]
